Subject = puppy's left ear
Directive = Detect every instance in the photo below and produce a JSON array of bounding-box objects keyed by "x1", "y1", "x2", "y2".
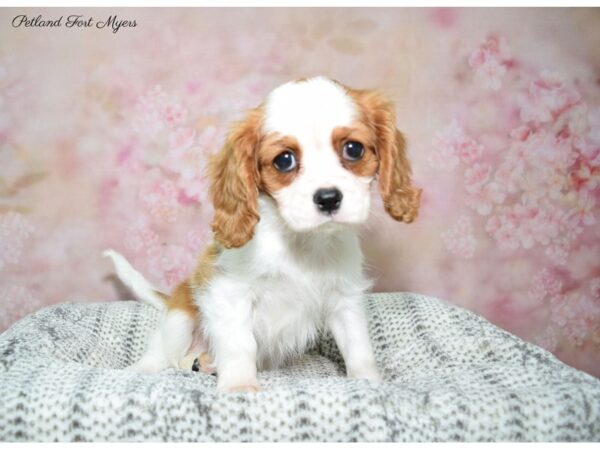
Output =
[
  {"x1": 352, "y1": 89, "x2": 422, "y2": 223},
  {"x1": 208, "y1": 108, "x2": 262, "y2": 248}
]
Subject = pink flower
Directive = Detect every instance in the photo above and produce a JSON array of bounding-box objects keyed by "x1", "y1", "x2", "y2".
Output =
[
  {"x1": 487, "y1": 202, "x2": 564, "y2": 251},
  {"x1": 486, "y1": 203, "x2": 553, "y2": 250},
  {"x1": 590, "y1": 277, "x2": 600, "y2": 301},
  {"x1": 466, "y1": 181, "x2": 506, "y2": 216},
  {"x1": 195, "y1": 125, "x2": 222, "y2": 154},
  {"x1": 160, "y1": 126, "x2": 215, "y2": 202},
  {"x1": 456, "y1": 139, "x2": 483, "y2": 165},
  {"x1": 494, "y1": 223, "x2": 520, "y2": 251},
  {"x1": 161, "y1": 145, "x2": 209, "y2": 203},
  {"x1": 485, "y1": 215, "x2": 501, "y2": 235},
  {"x1": 549, "y1": 292, "x2": 600, "y2": 346},
  {"x1": 466, "y1": 190, "x2": 493, "y2": 216},
  {"x1": 429, "y1": 8, "x2": 459, "y2": 29},
  {"x1": 468, "y1": 35, "x2": 512, "y2": 90},
  {"x1": 427, "y1": 146, "x2": 460, "y2": 172},
  {"x1": 177, "y1": 176, "x2": 209, "y2": 202},
  {"x1": 494, "y1": 160, "x2": 522, "y2": 194},
  {"x1": 0, "y1": 212, "x2": 35, "y2": 271},
  {"x1": 570, "y1": 158, "x2": 600, "y2": 193},
  {"x1": 133, "y1": 86, "x2": 168, "y2": 135},
  {"x1": 428, "y1": 121, "x2": 483, "y2": 171},
  {"x1": 146, "y1": 244, "x2": 196, "y2": 289},
  {"x1": 441, "y1": 216, "x2": 477, "y2": 258},
  {"x1": 123, "y1": 220, "x2": 160, "y2": 253},
  {"x1": 475, "y1": 58, "x2": 506, "y2": 90},
  {"x1": 512, "y1": 204, "x2": 539, "y2": 249},
  {"x1": 168, "y1": 127, "x2": 196, "y2": 153},
  {"x1": 510, "y1": 126, "x2": 533, "y2": 142},
  {"x1": 138, "y1": 176, "x2": 181, "y2": 222},
  {"x1": 518, "y1": 71, "x2": 582, "y2": 125},
  {"x1": 132, "y1": 86, "x2": 189, "y2": 136},
  {"x1": 464, "y1": 163, "x2": 491, "y2": 194},
  {"x1": 162, "y1": 103, "x2": 187, "y2": 128},
  {"x1": 526, "y1": 202, "x2": 561, "y2": 246},
  {"x1": 586, "y1": 107, "x2": 600, "y2": 149},
  {"x1": 529, "y1": 268, "x2": 563, "y2": 304},
  {"x1": 115, "y1": 143, "x2": 146, "y2": 176},
  {"x1": 186, "y1": 229, "x2": 208, "y2": 254},
  {"x1": 486, "y1": 181, "x2": 507, "y2": 205},
  {"x1": 545, "y1": 238, "x2": 570, "y2": 266},
  {"x1": 571, "y1": 190, "x2": 596, "y2": 226}
]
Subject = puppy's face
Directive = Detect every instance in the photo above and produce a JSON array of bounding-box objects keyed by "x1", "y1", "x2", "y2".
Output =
[
  {"x1": 209, "y1": 77, "x2": 421, "y2": 248},
  {"x1": 259, "y1": 80, "x2": 378, "y2": 231}
]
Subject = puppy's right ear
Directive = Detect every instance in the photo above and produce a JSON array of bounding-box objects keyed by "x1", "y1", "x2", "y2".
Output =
[
  {"x1": 349, "y1": 88, "x2": 421, "y2": 223},
  {"x1": 209, "y1": 108, "x2": 262, "y2": 249}
]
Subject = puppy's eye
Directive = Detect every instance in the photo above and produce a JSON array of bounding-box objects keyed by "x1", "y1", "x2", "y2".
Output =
[
  {"x1": 273, "y1": 150, "x2": 297, "y2": 173},
  {"x1": 342, "y1": 141, "x2": 364, "y2": 161}
]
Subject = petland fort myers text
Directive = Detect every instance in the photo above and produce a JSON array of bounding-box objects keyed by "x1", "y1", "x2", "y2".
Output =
[{"x1": 12, "y1": 14, "x2": 137, "y2": 33}]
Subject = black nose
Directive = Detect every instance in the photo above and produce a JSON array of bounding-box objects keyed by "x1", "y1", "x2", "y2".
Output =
[{"x1": 313, "y1": 188, "x2": 343, "y2": 214}]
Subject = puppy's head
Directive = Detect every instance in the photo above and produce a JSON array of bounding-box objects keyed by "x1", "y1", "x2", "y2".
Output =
[{"x1": 209, "y1": 77, "x2": 422, "y2": 248}]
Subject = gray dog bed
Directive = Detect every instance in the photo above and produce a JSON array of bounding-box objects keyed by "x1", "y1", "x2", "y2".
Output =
[{"x1": 0, "y1": 292, "x2": 599, "y2": 442}]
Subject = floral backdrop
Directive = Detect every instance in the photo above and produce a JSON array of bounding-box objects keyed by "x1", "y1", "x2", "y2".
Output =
[{"x1": 1, "y1": 7, "x2": 599, "y2": 378}]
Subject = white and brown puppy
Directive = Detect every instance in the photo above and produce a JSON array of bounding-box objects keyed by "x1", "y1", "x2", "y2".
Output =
[{"x1": 105, "y1": 76, "x2": 421, "y2": 393}]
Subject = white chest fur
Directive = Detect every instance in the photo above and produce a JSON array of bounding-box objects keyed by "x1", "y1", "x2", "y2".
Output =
[{"x1": 198, "y1": 195, "x2": 372, "y2": 370}]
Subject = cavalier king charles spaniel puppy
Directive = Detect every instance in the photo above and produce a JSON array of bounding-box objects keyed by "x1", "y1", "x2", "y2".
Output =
[{"x1": 105, "y1": 76, "x2": 421, "y2": 393}]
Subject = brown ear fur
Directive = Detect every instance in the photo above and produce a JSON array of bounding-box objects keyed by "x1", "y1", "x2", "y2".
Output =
[
  {"x1": 350, "y1": 89, "x2": 422, "y2": 223},
  {"x1": 208, "y1": 109, "x2": 262, "y2": 248}
]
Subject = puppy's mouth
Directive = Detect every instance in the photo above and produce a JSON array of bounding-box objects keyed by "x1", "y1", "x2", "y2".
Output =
[{"x1": 314, "y1": 211, "x2": 363, "y2": 229}]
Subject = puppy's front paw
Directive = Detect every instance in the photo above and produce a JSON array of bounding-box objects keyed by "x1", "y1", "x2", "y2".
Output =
[
  {"x1": 218, "y1": 379, "x2": 262, "y2": 393},
  {"x1": 216, "y1": 361, "x2": 260, "y2": 392},
  {"x1": 223, "y1": 383, "x2": 262, "y2": 393},
  {"x1": 348, "y1": 365, "x2": 382, "y2": 381}
]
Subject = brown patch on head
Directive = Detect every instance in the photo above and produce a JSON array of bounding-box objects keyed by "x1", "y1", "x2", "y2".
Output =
[
  {"x1": 208, "y1": 108, "x2": 263, "y2": 248},
  {"x1": 345, "y1": 86, "x2": 422, "y2": 223},
  {"x1": 331, "y1": 123, "x2": 379, "y2": 178},
  {"x1": 257, "y1": 134, "x2": 302, "y2": 195}
]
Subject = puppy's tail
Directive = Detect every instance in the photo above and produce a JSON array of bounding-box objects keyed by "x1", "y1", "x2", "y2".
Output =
[{"x1": 103, "y1": 249, "x2": 167, "y2": 311}]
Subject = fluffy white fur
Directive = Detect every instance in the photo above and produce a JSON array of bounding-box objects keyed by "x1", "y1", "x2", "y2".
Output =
[
  {"x1": 107, "y1": 77, "x2": 384, "y2": 392},
  {"x1": 201, "y1": 195, "x2": 378, "y2": 391}
]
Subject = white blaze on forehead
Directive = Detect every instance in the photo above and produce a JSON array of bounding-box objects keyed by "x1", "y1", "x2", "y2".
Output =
[{"x1": 262, "y1": 77, "x2": 358, "y2": 139}]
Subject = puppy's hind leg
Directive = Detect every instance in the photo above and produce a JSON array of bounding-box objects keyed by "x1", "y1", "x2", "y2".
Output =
[
  {"x1": 128, "y1": 309, "x2": 196, "y2": 373},
  {"x1": 177, "y1": 332, "x2": 215, "y2": 374}
]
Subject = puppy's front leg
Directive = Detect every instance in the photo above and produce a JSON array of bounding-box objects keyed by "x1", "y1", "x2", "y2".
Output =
[
  {"x1": 327, "y1": 295, "x2": 381, "y2": 381},
  {"x1": 204, "y1": 286, "x2": 260, "y2": 393},
  {"x1": 213, "y1": 328, "x2": 260, "y2": 393}
]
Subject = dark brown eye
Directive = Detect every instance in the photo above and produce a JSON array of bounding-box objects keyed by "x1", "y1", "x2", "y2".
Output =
[
  {"x1": 273, "y1": 150, "x2": 297, "y2": 173},
  {"x1": 342, "y1": 141, "x2": 364, "y2": 161}
]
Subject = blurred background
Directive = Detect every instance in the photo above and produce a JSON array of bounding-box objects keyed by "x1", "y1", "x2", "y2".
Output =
[{"x1": 0, "y1": 8, "x2": 599, "y2": 377}]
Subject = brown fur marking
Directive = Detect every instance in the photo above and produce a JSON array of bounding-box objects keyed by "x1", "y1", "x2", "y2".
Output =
[
  {"x1": 167, "y1": 281, "x2": 198, "y2": 316},
  {"x1": 208, "y1": 108, "x2": 263, "y2": 249},
  {"x1": 331, "y1": 124, "x2": 379, "y2": 178},
  {"x1": 166, "y1": 241, "x2": 221, "y2": 317},
  {"x1": 190, "y1": 241, "x2": 221, "y2": 288},
  {"x1": 258, "y1": 133, "x2": 302, "y2": 194},
  {"x1": 346, "y1": 87, "x2": 422, "y2": 223}
]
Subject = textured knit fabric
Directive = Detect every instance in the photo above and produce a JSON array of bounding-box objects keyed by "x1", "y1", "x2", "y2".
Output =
[{"x1": 0, "y1": 292, "x2": 599, "y2": 442}]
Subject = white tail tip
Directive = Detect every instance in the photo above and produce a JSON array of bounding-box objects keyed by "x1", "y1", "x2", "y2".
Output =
[{"x1": 103, "y1": 248, "x2": 166, "y2": 310}]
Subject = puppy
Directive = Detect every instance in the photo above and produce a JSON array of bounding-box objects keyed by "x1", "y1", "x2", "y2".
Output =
[{"x1": 105, "y1": 76, "x2": 421, "y2": 393}]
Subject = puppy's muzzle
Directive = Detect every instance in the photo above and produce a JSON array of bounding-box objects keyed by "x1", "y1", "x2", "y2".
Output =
[{"x1": 313, "y1": 188, "x2": 343, "y2": 214}]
